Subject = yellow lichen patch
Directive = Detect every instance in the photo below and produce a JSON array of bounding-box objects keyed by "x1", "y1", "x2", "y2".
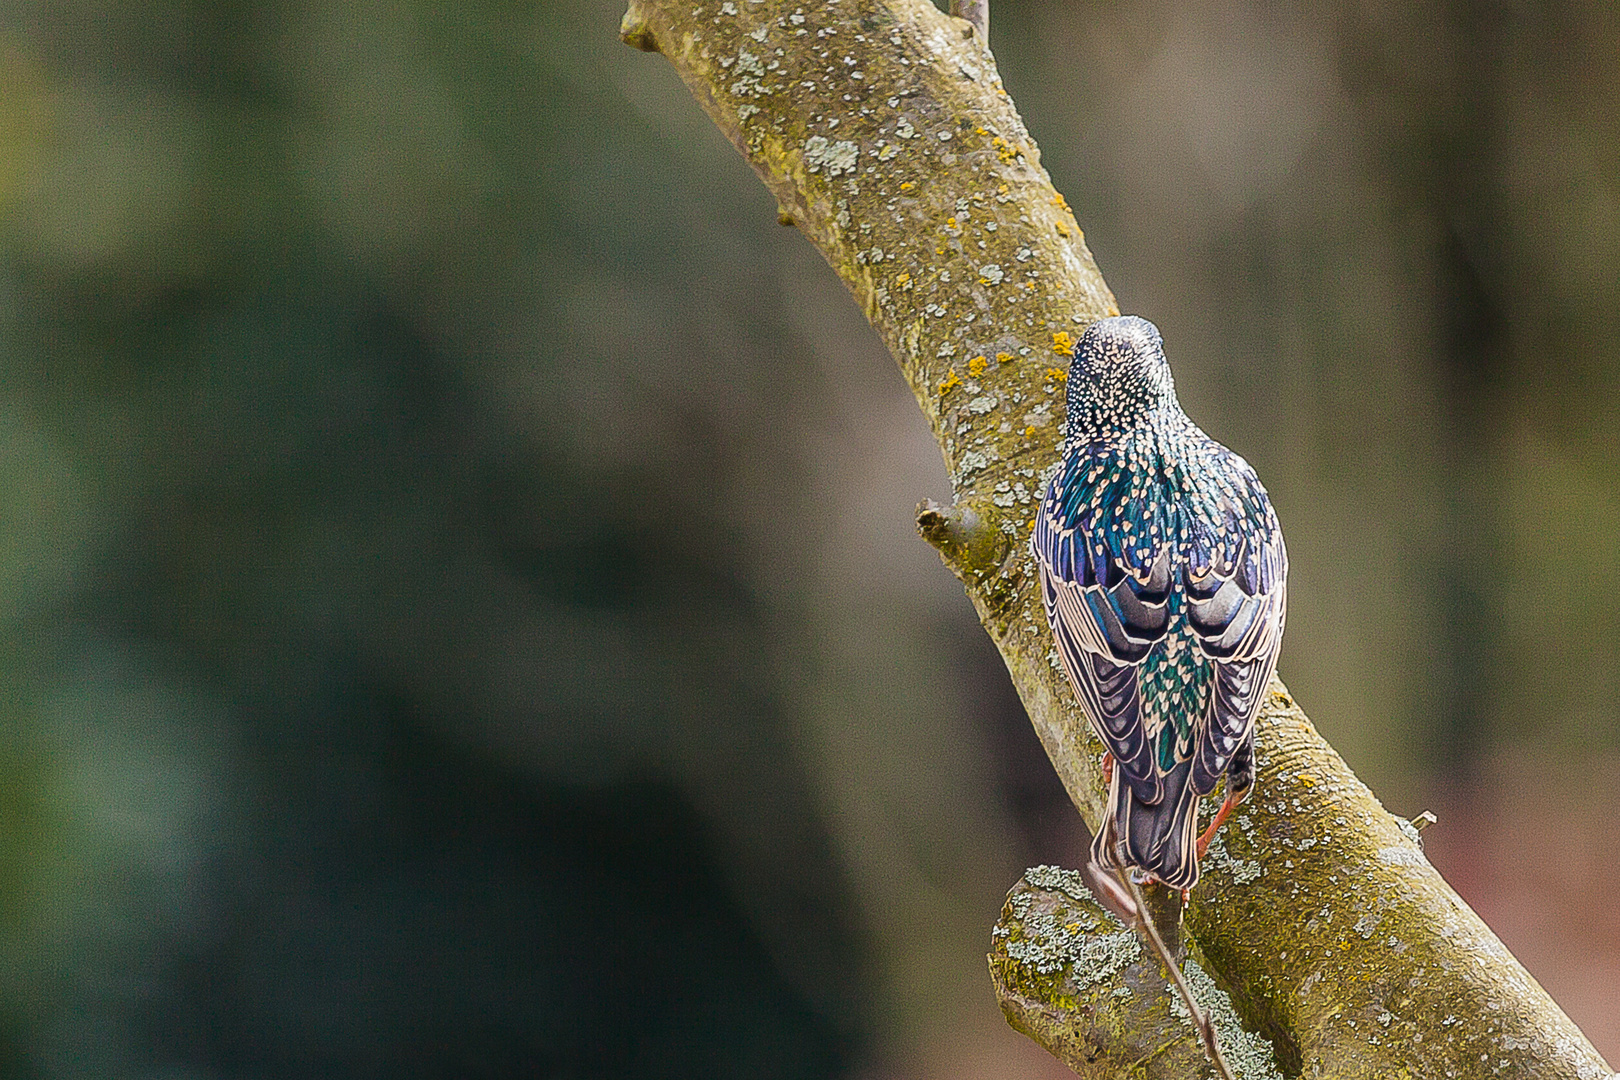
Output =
[
  {"x1": 967, "y1": 354, "x2": 988, "y2": 377},
  {"x1": 900, "y1": 181, "x2": 914, "y2": 190},
  {"x1": 1046, "y1": 367, "x2": 1068, "y2": 382},
  {"x1": 1051, "y1": 331, "x2": 1075, "y2": 354},
  {"x1": 1055, "y1": 221, "x2": 1070, "y2": 237},
  {"x1": 939, "y1": 369, "x2": 962, "y2": 395},
  {"x1": 996, "y1": 352, "x2": 1014, "y2": 364},
  {"x1": 1024, "y1": 425, "x2": 1036, "y2": 437},
  {"x1": 945, "y1": 216, "x2": 958, "y2": 228},
  {"x1": 895, "y1": 271, "x2": 912, "y2": 289},
  {"x1": 1053, "y1": 193, "x2": 1071, "y2": 211}
]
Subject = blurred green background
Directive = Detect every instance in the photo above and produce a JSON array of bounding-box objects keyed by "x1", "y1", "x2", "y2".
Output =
[{"x1": 0, "y1": 0, "x2": 1616, "y2": 1076}]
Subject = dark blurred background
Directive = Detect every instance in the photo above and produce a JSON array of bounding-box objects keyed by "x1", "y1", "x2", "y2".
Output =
[{"x1": 0, "y1": 0, "x2": 1616, "y2": 1076}]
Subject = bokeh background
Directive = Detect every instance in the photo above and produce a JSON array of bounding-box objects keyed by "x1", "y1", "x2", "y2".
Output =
[{"x1": 0, "y1": 0, "x2": 1616, "y2": 1076}]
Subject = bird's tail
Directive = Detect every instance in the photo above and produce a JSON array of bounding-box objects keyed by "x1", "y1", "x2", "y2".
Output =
[{"x1": 1091, "y1": 763, "x2": 1203, "y2": 891}]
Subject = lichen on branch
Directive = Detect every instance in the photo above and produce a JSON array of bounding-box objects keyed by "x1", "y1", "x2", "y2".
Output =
[
  {"x1": 993, "y1": 867, "x2": 1283, "y2": 1080},
  {"x1": 620, "y1": 2, "x2": 1617, "y2": 1077}
]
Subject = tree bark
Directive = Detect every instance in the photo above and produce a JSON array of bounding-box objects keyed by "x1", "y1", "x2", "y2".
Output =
[{"x1": 618, "y1": 1, "x2": 1617, "y2": 1077}]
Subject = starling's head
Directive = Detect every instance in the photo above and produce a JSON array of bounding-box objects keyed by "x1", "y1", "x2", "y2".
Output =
[{"x1": 1066, "y1": 315, "x2": 1179, "y2": 438}]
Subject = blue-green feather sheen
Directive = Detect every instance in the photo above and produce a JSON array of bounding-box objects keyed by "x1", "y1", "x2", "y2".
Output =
[{"x1": 1048, "y1": 422, "x2": 1272, "y2": 773}]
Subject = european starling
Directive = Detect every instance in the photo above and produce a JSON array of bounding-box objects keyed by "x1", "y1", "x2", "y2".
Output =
[{"x1": 1032, "y1": 316, "x2": 1287, "y2": 891}]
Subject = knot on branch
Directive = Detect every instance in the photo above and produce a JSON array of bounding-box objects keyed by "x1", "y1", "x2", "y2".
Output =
[
  {"x1": 619, "y1": 4, "x2": 660, "y2": 52},
  {"x1": 949, "y1": 0, "x2": 989, "y2": 45},
  {"x1": 916, "y1": 496, "x2": 1010, "y2": 584}
]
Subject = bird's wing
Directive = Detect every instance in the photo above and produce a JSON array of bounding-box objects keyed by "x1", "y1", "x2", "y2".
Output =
[
  {"x1": 1182, "y1": 449, "x2": 1288, "y2": 795},
  {"x1": 1033, "y1": 448, "x2": 1176, "y2": 804}
]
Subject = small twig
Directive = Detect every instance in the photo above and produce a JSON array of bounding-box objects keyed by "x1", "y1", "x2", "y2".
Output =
[
  {"x1": 1111, "y1": 864, "x2": 1236, "y2": 1080},
  {"x1": 1078, "y1": 855, "x2": 1139, "y2": 925},
  {"x1": 915, "y1": 498, "x2": 1010, "y2": 582},
  {"x1": 950, "y1": 0, "x2": 988, "y2": 46}
]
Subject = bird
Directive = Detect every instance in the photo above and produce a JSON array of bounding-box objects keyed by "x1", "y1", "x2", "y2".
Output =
[{"x1": 1031, "y1": 315, "x2": 1287, "y2": 892}]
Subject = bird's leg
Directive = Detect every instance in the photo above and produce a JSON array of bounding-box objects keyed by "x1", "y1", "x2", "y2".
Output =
[
  {"x1": 1195, "y1": 785, "x2": 1247, "y2": 859},
  {"x1": 1101, "y1": 751, "x2": 1113, "y2": 785}
]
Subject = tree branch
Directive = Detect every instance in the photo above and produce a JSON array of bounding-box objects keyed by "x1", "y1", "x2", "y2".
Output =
[{"x1": 619, "y1": 2, "x2": 1617, "y2": 1077}]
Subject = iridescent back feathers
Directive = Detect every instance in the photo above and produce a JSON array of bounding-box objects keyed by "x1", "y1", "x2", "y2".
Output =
[{"x1": 1032, "y1": 316, "x2": 1287, "y2": 890}]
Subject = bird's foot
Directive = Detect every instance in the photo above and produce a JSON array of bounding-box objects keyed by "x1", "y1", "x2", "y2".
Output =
[
  {"x1": 1102, "y1": 751, "x2": 1114, "y2": 785},
  {"x1": 1133, "y1": 871, "x2": 1190, "y2": 906}
]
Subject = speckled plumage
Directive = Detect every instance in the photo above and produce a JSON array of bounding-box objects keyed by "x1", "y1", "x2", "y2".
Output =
[{"x1": 1033, "y1": 316, "x2": 1287, "y2": 890}]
